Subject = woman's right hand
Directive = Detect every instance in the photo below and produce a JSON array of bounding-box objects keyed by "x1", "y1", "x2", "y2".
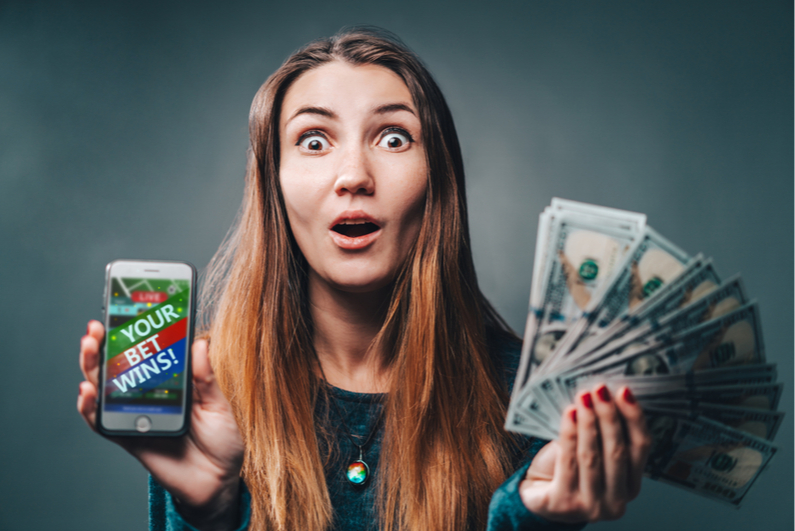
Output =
[{"x1": 78, "y1": 320, "x2": 245, "y2": 531}]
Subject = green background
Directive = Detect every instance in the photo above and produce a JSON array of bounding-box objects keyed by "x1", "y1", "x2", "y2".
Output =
[
  {"x1": 106, "y1": 289, "x2": 189, "y2": 359},
  {"x1": 1, "y1": 1, "x2": 791, "y2": 529}
]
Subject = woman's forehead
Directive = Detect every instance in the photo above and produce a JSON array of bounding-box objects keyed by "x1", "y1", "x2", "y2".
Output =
[{"x1": 281, "y1": 61, "x2": 416, "y2": 125}]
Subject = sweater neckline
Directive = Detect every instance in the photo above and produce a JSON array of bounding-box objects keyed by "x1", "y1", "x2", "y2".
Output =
[{"x1": 326, "y1": 384, "x2": 386, "y2": 404}]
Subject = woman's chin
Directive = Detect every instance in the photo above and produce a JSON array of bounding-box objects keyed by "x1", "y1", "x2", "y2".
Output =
[
  {"x1": 307, "y1": 262, "x2": 399, "y2": 296},
  {"x1": 316, "y1": 270, "x2": 396, "y2": 295},
  {"x1": 329, "y1": 277, "x2": 393, "y2": 294}
]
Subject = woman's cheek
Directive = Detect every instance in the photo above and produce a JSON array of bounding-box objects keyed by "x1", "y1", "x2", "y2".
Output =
[
  {"x1": 387, "y1": 157, "x2": 427, "y2": 219},
  {"x1": 280, "y1": 165, "x2": 322, "y2": 226}
]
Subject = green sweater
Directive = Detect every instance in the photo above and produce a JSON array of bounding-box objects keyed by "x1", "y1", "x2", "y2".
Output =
[{"x1": 148, "y1": 338, "x2": 586, "y2": 531}]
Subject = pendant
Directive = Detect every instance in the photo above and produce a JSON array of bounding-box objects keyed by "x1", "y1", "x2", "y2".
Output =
[{"x1": 346, "y1": 446, "x2": 370, "y2": 485}]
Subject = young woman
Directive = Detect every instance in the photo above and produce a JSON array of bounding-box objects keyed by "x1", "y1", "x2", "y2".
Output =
[{"x1": 78, "y1": 28, "x2": 651, "y2": 531}]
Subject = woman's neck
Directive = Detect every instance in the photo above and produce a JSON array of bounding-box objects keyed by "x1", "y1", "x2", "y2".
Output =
[{"x1": 308, "y1": 271, "x2": 391, "y2": 394}]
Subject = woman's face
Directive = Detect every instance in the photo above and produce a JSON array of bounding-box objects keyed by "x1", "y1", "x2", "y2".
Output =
[{"x1": 279, "y1": 61, "x2": 427, "y2": 293}]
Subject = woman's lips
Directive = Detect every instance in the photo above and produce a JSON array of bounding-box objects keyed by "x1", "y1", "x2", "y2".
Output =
[
  {"x1": 329, "y1": 211, "x2": 382, "y2": 250},
  {"x1": 329, "y1": 227, "x2": 381, "y2": 250}
]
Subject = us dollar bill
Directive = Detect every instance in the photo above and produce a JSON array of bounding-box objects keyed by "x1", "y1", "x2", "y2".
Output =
[
  {"x1": 561, "y1": 302, "x2": 766, "y2": 390},
  {"x1": 643, "y1": 411, "x2": 777, "y2": 506},
  {"x1": 582, "y1": 381, "x2": 784, "y2": 413},
  {"x1": 576, "y1": 363, "x2": 778, "y2": 395},
  {"x1": 520, "y1": 204, "x2": 645, "y2": 375},
  {"x1": 548, "y1": 226, "x2": 691, "y2": 368},
  {"x1": 508, "y1": 203, "x2": 646, "y2": 427},
  {"x1": 515, "y1": 254, "x2": 716, "y2": 426},
  {"x1": 504, "y1": 404, "x2": 560, "y2": 440},
  {"x1": 505, "y1": 198, "x2": 782, "y2": 515},
  {"x1": 514, "y1": 296, "x2": 767, "y2": 428},
  {"x1": 566, "y1": 256, "x2": 722, "y2": 360},
  {"x1": 635, "y1": 383, "x2": 785, "y2": 412},
  {"x1": 620, "y1": 257, "x2": 723, "y2": 333},
  {"x1": 626, "y1": 275, "x2": 746, "y2": 346},
  {"x1": 532, "y1": 379, "x2": 785, "y2": 440},
  {"x1": 644, "y1": 403, "x2": 784, "y2": 441},
  {"x1": 666, "y1": 301, "x2": 765, "y2": 372},
  {"x1": 566, "y1": 275, "x2": 749, "y2": 371}
]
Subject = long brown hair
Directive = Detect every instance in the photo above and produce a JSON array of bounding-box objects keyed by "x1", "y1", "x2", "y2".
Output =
[{"x1": 201, "y1": 27, "x2": 519, "y2": 531}]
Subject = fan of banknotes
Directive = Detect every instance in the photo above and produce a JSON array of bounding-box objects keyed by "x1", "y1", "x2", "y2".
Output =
[{"x1": 506, "y1": 198, "x2": 782, "y2": 507}]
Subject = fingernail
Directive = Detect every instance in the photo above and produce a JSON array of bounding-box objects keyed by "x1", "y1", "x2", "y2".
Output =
[
  {"x1": 622, "y1": 387, "x2": 636, "y2": 404},
  {"x1": 570, "y1": 409, "x2": 577, "y2": 423},
  {"x1": 581, "y1": 392, "x2": 593, "y2": 409},
  {"x1": 87, "y1": 323, "x2": 91, "y2": 334},
  {"x1": 78, "y1": 384, "x2": 82, "y2": 396},
  {"x1": 596, "y1": 385, "x2": 611, "y2": 402}
]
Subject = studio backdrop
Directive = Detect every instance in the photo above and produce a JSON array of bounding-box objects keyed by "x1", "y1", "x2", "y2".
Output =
[{"x1": 1, "y1": 1, "x2": 792, "y2": 530}]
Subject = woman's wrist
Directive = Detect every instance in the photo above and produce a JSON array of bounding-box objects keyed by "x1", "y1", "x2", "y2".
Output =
[{"x1": 172, "y1": 477, "x2": 242, "y2": 531}]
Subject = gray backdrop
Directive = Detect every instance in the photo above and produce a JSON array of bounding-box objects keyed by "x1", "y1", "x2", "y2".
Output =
[{"x1": 1, "y1": 1, "x2": 791, "y2": 530}]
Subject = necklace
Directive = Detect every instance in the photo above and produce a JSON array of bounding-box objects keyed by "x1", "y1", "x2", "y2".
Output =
[{"x1": 317, "y1": 365, "x2": 384, "y2": 487}]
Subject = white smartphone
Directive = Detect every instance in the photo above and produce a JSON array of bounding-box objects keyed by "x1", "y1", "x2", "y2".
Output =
[{"x1": 97, "y1": 259, "x2": 196, "y2": 436}]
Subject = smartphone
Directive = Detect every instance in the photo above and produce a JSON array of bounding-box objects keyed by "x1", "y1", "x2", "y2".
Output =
[{"x1": 97, "y1": 259, "x2": 196, "y2": 436}]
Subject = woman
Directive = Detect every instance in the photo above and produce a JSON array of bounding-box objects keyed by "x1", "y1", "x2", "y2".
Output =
[{"x1": 78, "y1": 27, "x2": 651, "y2": 531}]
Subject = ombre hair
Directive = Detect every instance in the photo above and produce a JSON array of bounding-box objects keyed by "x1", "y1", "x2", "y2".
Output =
[{"x1": 200, "y1": 26, "x2": 519, "y2": 531}]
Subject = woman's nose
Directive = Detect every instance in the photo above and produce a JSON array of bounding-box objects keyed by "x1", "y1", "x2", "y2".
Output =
[{"x1": 333, "y1": 145, "x2": 375, "y2": 196}]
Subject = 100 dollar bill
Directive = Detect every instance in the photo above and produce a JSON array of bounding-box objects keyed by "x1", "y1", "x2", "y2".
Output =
[
  {"x1": 566, "y1": 275, "x2": 749, "y2": 372},
  {"x1": 645, "y1": 403, "x2": 784, "y2": 441},
  {"x1": 549, "y1": 227, "x2": 691, "y2": 369},
  {"x1": 643, "y1": 411, "x2": 777, "y2": 506},
  {"x1": 508, "y1": 202, "x2": 646, "y2": 428}
]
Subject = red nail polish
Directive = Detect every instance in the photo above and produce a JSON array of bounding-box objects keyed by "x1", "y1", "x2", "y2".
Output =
[
  {"x1": 570, "y1": 409, "x2": 577, "y2": 423},
  {"x1": 581, "y1": 392, "x2": 593, "y2": 409},
  {"x1": 596, "y1": 385, "x2": 611, "y2": 402},
  {"x1": 622, "y1": 387, "x2": 636, "y2": 404}
]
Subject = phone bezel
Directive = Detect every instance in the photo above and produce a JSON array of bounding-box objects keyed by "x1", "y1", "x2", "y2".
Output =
[{"x1": 97, "y1": 259, "x2": 196, "y2": 437}]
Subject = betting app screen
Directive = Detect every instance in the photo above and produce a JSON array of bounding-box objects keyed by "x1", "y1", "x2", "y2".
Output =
[{"x1": 103, "y1": 277, "x2": 190, "y2": 415}]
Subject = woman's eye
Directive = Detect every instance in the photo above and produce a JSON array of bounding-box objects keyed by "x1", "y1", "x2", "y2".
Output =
[
  {"x1": 297, "y1": 133, "x2": 330, "y2": 152},
  {"x1": 377, "y1": 129, "x2": 413, "y2": 150}
]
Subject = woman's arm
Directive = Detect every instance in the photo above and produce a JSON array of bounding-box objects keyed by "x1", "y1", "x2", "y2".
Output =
[
  {"x1": 488, "y1": 461, "x2": 586, "y2": 531},
  {"x1": 149, "y1": 476, "x2": 251, "y2": 531}
]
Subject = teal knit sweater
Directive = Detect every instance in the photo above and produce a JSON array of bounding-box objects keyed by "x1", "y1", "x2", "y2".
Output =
[{"x1": 148, "y1": 337, "x2": 586, "y2": 531}]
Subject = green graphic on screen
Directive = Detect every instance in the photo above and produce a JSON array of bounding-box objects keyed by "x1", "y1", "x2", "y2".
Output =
[{"x1": 104, "y1": 277, "x2": 189, "y2": 415}]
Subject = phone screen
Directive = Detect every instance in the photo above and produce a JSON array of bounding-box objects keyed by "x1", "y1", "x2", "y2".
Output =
[{"x1": 103, "y1": 276, "x2": 190, "y2": 416}]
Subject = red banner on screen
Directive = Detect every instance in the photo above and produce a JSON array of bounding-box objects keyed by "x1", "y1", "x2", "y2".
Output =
[{"x1": 131, "y1": 291, "x2": 169, "y2": 303}]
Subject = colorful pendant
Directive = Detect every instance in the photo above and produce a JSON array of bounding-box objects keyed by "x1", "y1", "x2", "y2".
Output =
[
  {"x1": 346, "y1": 460, "x2": 369, "y2": 485},
  {"x1": 346, "y1": 446, "x2": 370, "y2": 485}
]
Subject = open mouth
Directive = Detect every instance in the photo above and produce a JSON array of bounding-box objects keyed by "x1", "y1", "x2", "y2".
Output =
[{"x1": 332, "y1": 221, "x2": 380, "y2": 238}]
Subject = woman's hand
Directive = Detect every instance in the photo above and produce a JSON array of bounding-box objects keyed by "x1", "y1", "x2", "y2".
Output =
[
  {"x1": 77, "y1": 320, "x2": 245, "y2": 531},
  {"x1": 519, "y1": 384, "x2": 651, "y2": 524}
]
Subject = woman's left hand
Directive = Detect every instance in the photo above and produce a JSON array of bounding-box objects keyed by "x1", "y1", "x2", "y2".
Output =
[{"x1": 519, "y1": 384, "x2": 652, "y2": 524}]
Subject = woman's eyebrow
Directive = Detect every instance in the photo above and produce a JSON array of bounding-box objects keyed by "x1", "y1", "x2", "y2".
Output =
[
  {"x1": 287, "y1": 106, "x2": 337, "y2": 123},
  {"x1": 372, "y1": 103, "x2": 416, "y2": 116},
  {"x1": 286, "y1": 103, "x2": 415, "y2": 124}
]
